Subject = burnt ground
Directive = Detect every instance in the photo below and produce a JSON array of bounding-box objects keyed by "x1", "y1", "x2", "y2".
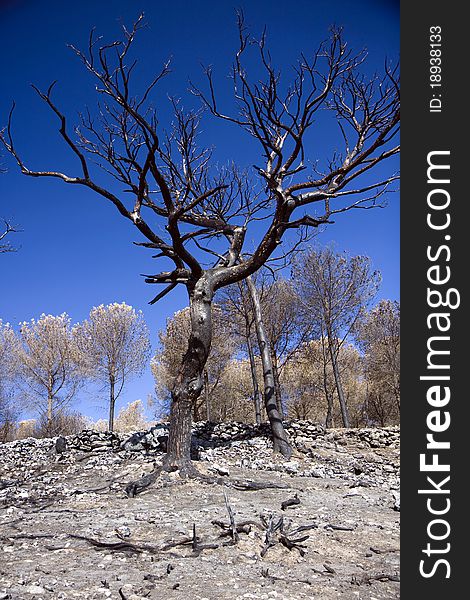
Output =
[{"x1": 0, "y1": 429, "x2": 399, "y2": 600}]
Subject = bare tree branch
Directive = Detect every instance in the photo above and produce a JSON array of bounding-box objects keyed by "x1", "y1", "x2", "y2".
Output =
[{"x1": 0, "y1": 219, "x2": 21, "y2": 253}]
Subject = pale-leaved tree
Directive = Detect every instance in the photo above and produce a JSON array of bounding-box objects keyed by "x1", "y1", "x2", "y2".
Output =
[
  {"x1": 114, "y1": 399, "x2": 151, "y2": 432},
  {"x1": 0, "y1": 320, "x2": 18, "y2": 441},
  {"x1": 355, "y1": 299, "x2": 400, "y2": 425},
  {"x1": 14, "y1": 314, "x2": 83, "y2": 435},
  {"x1": 74, "y1": 302, "x2": 151, "y2": 431},
  {"x1": 293, "y1": 246, "x2": 381, "y2": 427}
]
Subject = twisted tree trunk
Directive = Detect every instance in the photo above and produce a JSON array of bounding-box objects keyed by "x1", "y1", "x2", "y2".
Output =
[{"x1": 164, "y1": 278, "x2": 213, "y2": 474}]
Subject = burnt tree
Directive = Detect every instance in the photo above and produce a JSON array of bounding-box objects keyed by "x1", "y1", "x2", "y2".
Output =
[{"x1": 1, "y1": 14, "x2": 399, "y2": 473}]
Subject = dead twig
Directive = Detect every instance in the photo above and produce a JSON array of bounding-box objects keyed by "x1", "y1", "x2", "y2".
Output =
[
  {"x1": 261, "y1": 568, "x2": 312, "y2": 586},
  {"x1": 260, "y1": 515, "x2": 284, "y2": 557},
  {"x1": 351, "y1": 572, "x2": 400, "y2": 585},
  {"x1": 160, "y1": 525, "x2": 219, "y2": 557},
  {"x1": 323, "y1": 563, "x2": 336, "y2": 574},
  {"x1": 69, "y1": 534, "x2": 159, "y2": 554},
  {"x1": 279, "y1": 533, "x2": 309, "y2": 557},
  {"x1": 224, "y1": 490, "x2": 239, "y2": 543},
  {"x1": 370, "y1": 546, "x2": 400, "y2": 554},
  {"x1": 289, "y1": 523, "x2": 318, "y2": 535},
  {"x1": 212, "y1": 521, "x2": 252, "y2": 537},
  {"x1": 325, "y1": 523, "x2": 356, "y2": 531},
  {"x1": 281, "y1": 493, "x2": 301, "y2": 511},
  {"x1": 125, "y1": 466, "x2": 163, "y2": 497}
]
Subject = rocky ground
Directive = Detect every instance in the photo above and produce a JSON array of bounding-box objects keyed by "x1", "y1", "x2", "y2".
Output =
[{"x1": 0, "y1": 423, "x2": 400, "y2": 600}]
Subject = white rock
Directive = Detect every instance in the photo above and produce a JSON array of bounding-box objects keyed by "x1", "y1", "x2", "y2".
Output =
[
  {"x1": 25, "y1": 585, "x2": 46, "y2": 594},
  {"x1": 282, "y1": 461, "x2": 299, "y2": 474}
]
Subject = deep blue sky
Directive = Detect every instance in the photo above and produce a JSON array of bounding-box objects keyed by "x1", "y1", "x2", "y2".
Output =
[{"x1": 0, "y1": 0, "x2": 399, "y2": 420}]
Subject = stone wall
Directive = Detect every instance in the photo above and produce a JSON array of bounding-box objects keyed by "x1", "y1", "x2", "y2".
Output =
[{"x1": 62, "y1": 421, "x2": 399, "y2": 454}]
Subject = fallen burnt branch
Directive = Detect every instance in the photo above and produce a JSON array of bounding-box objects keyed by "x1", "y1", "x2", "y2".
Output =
[
  {"x1": 325, "y1": 523, "x2": 356, "y2": 531},
  {"x1": 124, "y1": 463, "x2": 290, "y2": 497},
  {"x1": 370, "y1": 545, "x2": 400, "y2": 555},
  {"x1": 351, "y1": 571, "x2": 400, "y2": 585},
  {"x1": 261, "y1": 568, "x2": 312, "y2": 586},
  {"x1": 125, "y1": 466, "x2": 163, "y2": 497},
  {"x1": 279, "y1": 533, "x2": 309, "y2": 557},
  {"x1": 289, "y1": 523, "x2": 318, "y2": 535},
  {"x1": 281, "y1": 493, "x2": 300, "y2": 511},
  {"x1": 1, "y1": 533, "x2": 56, "y2": 541},
  {"x1": 212, "y1": 521, "x2": 252, "y2": 537},
  {"x1": 69, "y1": 534, "x2": 160, "y2": 555},
  {"x1": 226, "y1": 478, "x2": 290, "y2": 491}
]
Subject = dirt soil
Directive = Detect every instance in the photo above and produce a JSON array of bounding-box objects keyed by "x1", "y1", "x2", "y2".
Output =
[{"x1": 0, "y1": 431, "x2": 399, "y2": 600}]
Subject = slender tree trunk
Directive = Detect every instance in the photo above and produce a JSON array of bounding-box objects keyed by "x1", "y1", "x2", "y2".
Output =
[
  {"x1": 246, "y1": 276, "x2": 292, "y2": 458},
  {"x1": 164, "y1": 278, "x2": 213, "y2": 474},
  {"x1": 270, "y1": 347, "x2": 283, "y2": 417},
  {"x1": 47, "y1": 394, "x2": 53, "y2": 435},
  {"x1": 204, "y1": 369, "x2": 211, "y2": 421},
  {"x1": 108, "y1": 375, "x2": 116, "y2": 432},
  {"x1": 323, "y1": 371, "x2": 334, "y2": 429},
  {"x1": 327, "y1": 332, "x2": 350, "y2": 428},
  {"x1": 246, "y1": 332, "x2": 262, "y2": 424},
  {"x1": 320, "y1": 334, "x2": 334, "y2": 428}
]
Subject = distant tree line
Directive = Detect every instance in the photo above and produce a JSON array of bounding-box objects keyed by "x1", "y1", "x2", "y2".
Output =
[
  {"x1": 0, "y1": 247, "x2": 400, "y2": 443},
  {"x1": 153, "y1": 246, "x2": 400, "y2": 429}
]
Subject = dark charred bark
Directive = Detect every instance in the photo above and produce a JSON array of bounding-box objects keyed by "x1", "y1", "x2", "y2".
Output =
[
  {"x1": 270, "y1": 347, "x2": 284, "y2": 417},
  {"x1": 320, "y1": 334, "x2": 334, "y2": 428},
  {"x1": 246, "y1": 333, "x2": 262, "y2": 424},
  {"x1": 325, "y1": 387, "x2": 334, "y2": 429},
  {"x1": 164, "y1": 278, "x2": 213, "y2": 474},
  {"x1": 327, "y1": 333, "x2": 350, "y2": 428},
  {"x1": 246, "y1": 276, "x2": 292, "y2": 458}
]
